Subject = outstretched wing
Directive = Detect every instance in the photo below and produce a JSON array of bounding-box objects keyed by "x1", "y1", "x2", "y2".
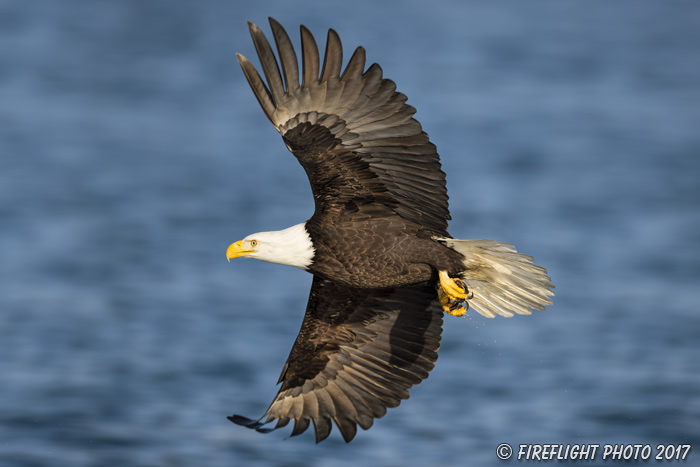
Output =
[
  {"x1": 237, "y1": 18, "x2": 450, "y2": 235},
  {"x1": 229, "y1": 276, "x2": 443, "y2": 443}
]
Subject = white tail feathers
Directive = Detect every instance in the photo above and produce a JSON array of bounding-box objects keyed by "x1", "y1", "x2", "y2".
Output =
[{"x1": 441, "y1": 239, "x2": 555, "y2": 318}]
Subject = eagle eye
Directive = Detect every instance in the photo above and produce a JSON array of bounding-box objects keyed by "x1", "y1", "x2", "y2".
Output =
[{"x1": 249, "y1": 239, "x2": 258, "y2": 247}]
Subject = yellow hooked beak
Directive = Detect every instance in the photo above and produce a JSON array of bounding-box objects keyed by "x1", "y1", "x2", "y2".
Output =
[{"x1": 226, "y1": 240, "x2": 255, "y2": 262}]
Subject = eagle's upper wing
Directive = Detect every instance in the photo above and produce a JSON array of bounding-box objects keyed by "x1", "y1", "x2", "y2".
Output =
[
  {"x1": 237, "y1": 18, "x2": 450, "y2": 235},
  {"x1": 229, "y1": 276, "x2": 443, "y2": 443}
]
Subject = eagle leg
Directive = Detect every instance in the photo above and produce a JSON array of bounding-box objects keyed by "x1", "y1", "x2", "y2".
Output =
[
  {"x1": 438, "y1": 270, "x2": 472, "y2": 316},
  {"x1": 438, "y1": 270, "x2": 469, "y2": 299}
]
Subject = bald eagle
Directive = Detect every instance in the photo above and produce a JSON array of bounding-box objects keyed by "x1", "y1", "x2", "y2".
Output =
[{"x1": 226, "y1": 18, "x2": 554, "y2": 443}]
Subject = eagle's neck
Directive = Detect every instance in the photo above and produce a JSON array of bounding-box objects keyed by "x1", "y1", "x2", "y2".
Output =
[{"x1": 254, "y1": 222, "x2": 315, "y2": 270}]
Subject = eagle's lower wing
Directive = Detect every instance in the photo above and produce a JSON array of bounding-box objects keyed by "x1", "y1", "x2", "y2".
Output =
[
  {"x1": 229, "y1": 276, "x2": 443, "y2": 443},
  {"x1": 237, "y1": 18, "x2": 450, "y2": 235}
]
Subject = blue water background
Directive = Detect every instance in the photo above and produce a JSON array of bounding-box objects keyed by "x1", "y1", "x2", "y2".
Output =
[{"x1": 1, "y1": 1, "x2": 699, "y2": 465}]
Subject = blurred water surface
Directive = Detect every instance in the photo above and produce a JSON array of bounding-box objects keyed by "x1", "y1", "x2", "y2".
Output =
[{"x1": 1, "y1": 1, "x2": 699, "y2": 466}]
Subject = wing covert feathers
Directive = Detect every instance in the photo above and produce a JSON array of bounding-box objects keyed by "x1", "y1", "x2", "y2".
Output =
[
  {"x1": 229, "y1": 277, "x2": 443, "y2": 443},
  {"x1": 238, "y1": 18, "x2": 450, "y2": 234}
]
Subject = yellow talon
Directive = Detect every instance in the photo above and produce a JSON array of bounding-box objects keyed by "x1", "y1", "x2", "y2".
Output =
[
  {"x1": 438, "y1": 270, "x2": 469, "y2": 299},
  {"x1": 448, "y1": 305, "x2": 468, "y2": 317},
  {"x1": 439, "y1": 288, "x2": 468, "y2": 316},
  {"x1": 438, "y1": 271, "x2": 470, "y2": 316}
]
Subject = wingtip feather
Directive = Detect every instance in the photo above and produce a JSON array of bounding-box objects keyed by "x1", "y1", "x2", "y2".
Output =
[{"x1": 228, "y1": 414, "x2": 258, "y2": 427}]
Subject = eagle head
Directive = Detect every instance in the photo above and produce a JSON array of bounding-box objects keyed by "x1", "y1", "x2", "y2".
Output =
[{"x1": 226, "y1": 223, "x2": 314, "y2": 270}]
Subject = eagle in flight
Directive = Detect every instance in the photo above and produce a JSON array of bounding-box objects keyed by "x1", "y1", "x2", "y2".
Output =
[{"x1": 226, "y1": 18, "x2": 554, "y2": 443}]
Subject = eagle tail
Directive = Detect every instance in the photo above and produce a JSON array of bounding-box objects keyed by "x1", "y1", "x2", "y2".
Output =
[{"x1": 441, "y1": 239, "x2": 555, "y2": 318}]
